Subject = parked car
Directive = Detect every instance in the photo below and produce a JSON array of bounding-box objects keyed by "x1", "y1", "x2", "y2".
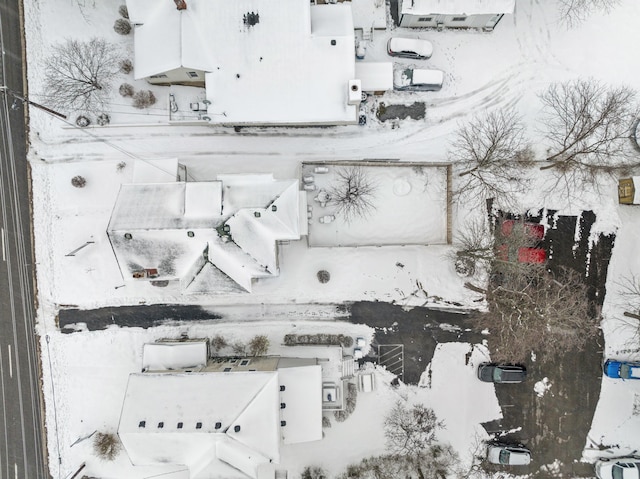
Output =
[
  {"x1": 393, "y1": 68, "x2": 444, "y2": 92},
  {"x1": 595, "y1": 457, "x2": 640, "y2": 479},
  {"x1": 387, "y1": 37, "x2": 433, "y2": 59},
  {"x1": 477, "y1": 363, "x2": 527, "y2": 383},
  {"x1": 486, "y1": 443, "x2": 531, "y2": 465},
  {"x1": 603, "y1": 359, "x2": 640, "y2": 380},
  {"x1": 496, "y1": 219, "x2": 546, "y2": 264}
]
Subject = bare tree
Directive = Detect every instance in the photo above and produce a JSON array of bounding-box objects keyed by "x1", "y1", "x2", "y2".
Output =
[
  {"x1": 328, "y1": 166, "x2": 377, "y2": 223},
  {"x1": 384, "y1": 401, "x2": 444, "y2": 457},
  {"x1": 472, "y1": 266, "x2": 599, "y2": 363},
  {"x1": 93, "y1": 432, "x2": 121, "y2": 461},
  {"x1": 558, "y1": 0, "x2": 620, "y2": 28},
  {"x1": 43, "y1": 38, "x2": 120, "y2": 112},
  {"x1": 452, "y1": 216, "x2": 495, "y2": 277},
  {"x1": 248, "y1": 335, "x2": 269, "y2": 356},
  {"x1": 613, "y1": 274, "x2": 640, "y2": 349},
  {"x1": 450, "y1": 109, "x2": 534, "y2": 208},
  {"x1": 539, "y1": 79, "x2": 639, "y2": 193}
]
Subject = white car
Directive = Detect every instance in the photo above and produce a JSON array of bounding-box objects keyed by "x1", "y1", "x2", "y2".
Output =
[
  {"x1": 393, "y1": 68, "x2": 444, "y2": 92},
  {"x1": 595, "y1": 457, "x2": 640, "y2": 479},
  {"x1": 486, "y1": 444, "x2": 531, "y2": 466},
  {"x1": 387, "y1": 37, "x2": 433, "y2": 59}
]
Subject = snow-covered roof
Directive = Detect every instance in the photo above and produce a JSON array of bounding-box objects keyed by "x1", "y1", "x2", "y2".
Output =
[
  {"x1": 109, "y1": 182, "x2": 223, "y2": 231},
  {"x1": 401, "y1": 0, "x2": 515, "y2": 15},
  {"x1": 142, "y1": 341, "x2": 208, "y2": 371},
  {"x1": 118, "y1": 368, "x2": 322, "y2": 477},
  {"x1": 277, "y1": 366, "x2": 323, "y2": 444},
  {"x1": 354, "y1": 62, "x2": 393, "y2": 92},
  {"x1": 126, "y1": 0, "x2": 358, "y2": 125},
  {"x1": 107, "y1": 176, "x2": 304, "y2": 291},
  {"x1": 226, "y1": 181, "x2": 302, "y2": 273}
]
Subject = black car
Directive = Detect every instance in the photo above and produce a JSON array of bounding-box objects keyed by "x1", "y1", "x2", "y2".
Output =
[{"x1": 477, "y1": 363, "x2": 527, "y2": 383}]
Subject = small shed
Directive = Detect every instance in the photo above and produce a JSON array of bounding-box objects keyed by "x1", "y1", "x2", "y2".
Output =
[{"x1": 618, "y1": 177, "x2": 640, "y2": 204}]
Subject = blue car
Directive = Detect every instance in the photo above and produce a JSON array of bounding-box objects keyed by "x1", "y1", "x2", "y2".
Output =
[{"x1": 603, "y1": 359, "x2": 640, "y2": 380}]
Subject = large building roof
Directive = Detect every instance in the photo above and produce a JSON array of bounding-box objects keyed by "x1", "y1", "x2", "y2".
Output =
[
  {"x1": 127, "y1": 0, "x2": 358, "y2": 125},
  {"x1": 118, "y1": 367, "x2": 322, "y2": 478}
]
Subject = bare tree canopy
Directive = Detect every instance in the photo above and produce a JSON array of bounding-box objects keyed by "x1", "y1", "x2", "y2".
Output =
[
  {"x1": 475, "y1": 266, "x2": 599, "y2": 363},
  {"x1": 44, "y1": 38, "x2": 120, "y2": 112},
  {"x1": 558, "y1": 0, "x2": 621, "y2": 28},
  {"x1": 384, "y1": 401, "x2": 444, "y2": 457},
  {"x1": 328, "y1": 166, "x2": 377, "y2": 223},
  {"x1": 450, "y1": 109, "x2": 533, "y2": 207},
  {"x1": 539, "y1": 79, "x2": 639, "y2": 188}
]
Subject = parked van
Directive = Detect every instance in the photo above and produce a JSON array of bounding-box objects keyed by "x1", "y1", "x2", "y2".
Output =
[{"x1": 393, "y1": 68, "x2": 444, "y2": 92}]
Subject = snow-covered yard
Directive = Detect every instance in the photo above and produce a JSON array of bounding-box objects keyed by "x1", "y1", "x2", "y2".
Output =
[{"x1": 21, "y1": 0, "x2": 640, "y2": 477}]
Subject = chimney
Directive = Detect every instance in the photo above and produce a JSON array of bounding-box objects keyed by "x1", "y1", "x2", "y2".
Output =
[{"x1": 174, "y1": 0, "x2": 187, "y2": 10}]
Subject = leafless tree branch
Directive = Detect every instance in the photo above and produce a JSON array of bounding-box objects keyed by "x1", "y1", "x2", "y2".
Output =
[
  {"x1": 450, "y1": 109, "x2": 534, "y2": 210},
  {"x1": 43, "y1": 38, "x2": 120, "y2": 113},
  {"x1": 557, "y1": 0, "x2": 621, "y2": 28},
  {"x1": 328, "y1": 166, "x2": 378, "y2": 223}
]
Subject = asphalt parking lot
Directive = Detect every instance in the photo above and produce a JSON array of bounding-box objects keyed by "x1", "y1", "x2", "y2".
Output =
[{"x1": 351, "y1": 209, "x2": 615, "y2": 478}]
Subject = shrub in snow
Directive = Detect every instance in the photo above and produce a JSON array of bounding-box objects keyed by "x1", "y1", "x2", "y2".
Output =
[
  {"x1": 71, "y1": 176, "x2": 87, "y2": 188},
  {"x1": 334, "y1": 383, "x2": 357, "y2": 423},
  {"x1": 321, "y1": 416, "x2": 331, "y2": 428},
  {"x1": 118, "y1": 4, "x2": 129, "y2": 18},
  {"x1": 284, "y1": 333, "x2": 352, "y2": 348},
  {"x1": 119, "y1": 59, "x2": 133, "y2": 74},
  {"x1": 248, "y1": 335, "x2": 269, "y2": 356},
  {"x1": 114, "y1": 18, "x2": 131, "y2": 35},
  {"x1": 317, "y1": 270, "x2": 330, "y2": 283},
  {"x1": 119, "y1": 83, "x2": 134, "y2": 97},
  {"x1": 384, "y1": 402, "x2": 443, "y2": 456},
  {"x1": 93, "y1": 432, "x2": 121, "y2": 461},
  {"x1": 301, "y1": 466, "x2": 326, "y2": 479},
  {"x1": 232, "y1": 342, "x2": 246, "y2": 356},
  {"x1": 75, "y1": 115, "x2": 91, "y2": 127},
  {"x1": 96, "y1": 113, "x2": 110, "y2": 126},
  {"x1": 211, "y1": 335, "x2": 227, "y2": 352},
  {"x1": 133, "y1": 90, "x2": 156, "y2": 109}
]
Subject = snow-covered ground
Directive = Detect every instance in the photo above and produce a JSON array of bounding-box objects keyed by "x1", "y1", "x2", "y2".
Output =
[{"x1": 22, "y1": 0, "x2": 640, "y2": 477}]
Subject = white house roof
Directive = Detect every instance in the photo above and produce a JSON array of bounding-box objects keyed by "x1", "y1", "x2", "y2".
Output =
[
  {"x1": 127, "y1": 0, "x2": 358, "y2": 125},
  {"x1": 109, "y1": 182, "x2": 223, "y2": 231},
  {"x1": 142, "y1": 341, "x2": 208, "y2": 371},
  {"x1": 119, "y1": 368, "x2": 322, "y2": 477},
  {"x1": 226, "y1": 181, "x2": 301, "y2": 273},
  {"x1": 401, "y1": 0, "x2": 515, "y2": 15},
  {"x1": 277, "y1": 366, "x2": 322, "y2": 444},
  {"x1": 354, "y1": 62, "x2": 393, "y2": 92},
  {"x1": 107, "y1": 176, "x2": 303, "y2": 290}
]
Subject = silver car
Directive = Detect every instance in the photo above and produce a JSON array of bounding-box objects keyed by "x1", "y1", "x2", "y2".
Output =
[
  {"x1": 387, "y1": 37, "x2": 433, "y2": 60},
  {"x1": 595, "y1": 457, "x2": 640, "y2": 479},
  {"x1": 486, "y1": 444, "x2": 531, "y2": 466},
  {"x1": 393, "y1": 68, "x2": 443, "y2": 92}
]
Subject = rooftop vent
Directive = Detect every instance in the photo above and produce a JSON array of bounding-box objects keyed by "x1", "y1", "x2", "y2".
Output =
[
  {"x1": 280, "y1": 385, "x2": 286, "y2": 391},
  {"x1": 234, "y1": 425, "x2": 241, "y2": 433},
  {"x1": 280, "y1": 403, "x2": 286, "y2": 409},
  {"x1": 174, "y1": 0, "x2": 187, "y2": 10},
  {"x1": 138, "y1": 420, "x2": 146, "y2": 428},
  {"x1": 196, "y1": 422, "x2": 202, "y2": 429},
  {"x1": 215, "y1": 422, "x2": 222, "y2": 430},
  {"x1": 280, "y1": 421, "x2": 286, "y2": 427},
  {"x1": 177, "y1": 422, "x2": 183, "y2": 429},
  {"x1": 157, "y1": 422, "x2": 164, "y2": 429}
]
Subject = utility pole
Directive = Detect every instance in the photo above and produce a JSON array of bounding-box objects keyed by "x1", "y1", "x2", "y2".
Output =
[{"x1": 0, "y1": 85, "x2": 67, "y2": 119}]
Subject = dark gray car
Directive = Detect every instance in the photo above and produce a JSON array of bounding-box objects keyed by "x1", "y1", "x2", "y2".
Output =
[{"x1": 478, "y1": 363, "x2": 527, "y2": 383}]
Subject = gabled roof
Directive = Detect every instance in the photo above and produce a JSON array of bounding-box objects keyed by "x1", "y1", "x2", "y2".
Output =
[
  {"x1": 107, "y1": 174, "x2": 304, "y2": 291},
  {"x1": 402, "y1": 0, "x2": 515, "y2": 15},
  {"x1": 119, "y1": 367, "x2": 322, "y2": 478}
]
